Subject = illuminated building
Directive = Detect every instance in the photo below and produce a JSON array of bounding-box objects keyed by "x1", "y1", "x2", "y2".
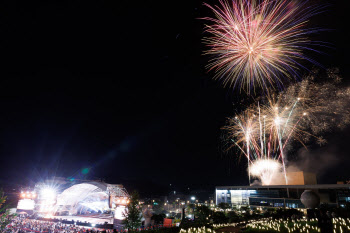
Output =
[
  {"x1": 216, "y1": 183, "x2": 350, "y2": 209},
  {"x1": 17, "y1": 178, "x2": 129, "y2": 229}
]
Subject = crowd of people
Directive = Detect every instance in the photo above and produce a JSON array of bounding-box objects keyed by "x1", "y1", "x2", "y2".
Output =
[{"x1": 5, "y1": 217, "x2": 118, "y2": 233}]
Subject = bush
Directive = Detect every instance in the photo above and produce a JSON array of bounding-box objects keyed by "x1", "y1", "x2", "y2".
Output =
[{"x1": 212, "y1": 211, "x2": 228, "y2": 224}]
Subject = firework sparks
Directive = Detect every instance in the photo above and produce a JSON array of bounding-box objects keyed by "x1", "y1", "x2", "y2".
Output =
[
  {"x1": 250, "y1": 159, "x2": 281, "y2": 185},
  {"x1": 203, "y1": 0, "x2": 326, "y2": 93},
  {"x1": 224, "y1": 69, "x2": 350, "y2": 185},
  {"x1": 225, "y1": 97, "x2": 307, "y2": 185}
]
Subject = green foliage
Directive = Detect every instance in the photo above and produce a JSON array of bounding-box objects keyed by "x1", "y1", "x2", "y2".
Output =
[
  {"x1": 179, "y1": 219, "x2": 212, "y2": 230},
  {"x1": 217, "y1": 202, "x2": 230, "y2": 211},
  {"x1": 173, "y1": 219, "x2": 181, "y2": 224},
  {"x1": 227, "y1": 210, "x2": 239, "y2": 223},
  {"x1": 194, "y1": 205, "x2": 211, "y2": 224},
  {"x1": 212, "y1": 211, "x2": 228, "y2": 224},
  {"x1": 187, "y1": 204, "x2": 195, "y2": 212},
  {"x1": 123, "y1": 191, "x2": 142, "y2": 230},
  {"x1": 0, "y1": 190, "x2": 13, "y2": 232},
  {"x1": 240, "y1": 206, "x2": 250, "y2": 212},
  {"x1": 272, "y1": 208, "x2": 303, "y2": 219}
]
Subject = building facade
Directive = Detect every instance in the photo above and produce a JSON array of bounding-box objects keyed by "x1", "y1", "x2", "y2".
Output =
[{"x1": 216, "y1": 184, "x2": 350, "y2": 209}]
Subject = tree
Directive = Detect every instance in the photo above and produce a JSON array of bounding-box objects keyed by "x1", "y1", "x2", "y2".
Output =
[
  {"x1": 123, "y1": 191, "x2": 142, "y2": 230},
  {"x1": 218, "y1": 202, "x2": 230, "y2": 212},
  {"x1": 227, "y1": 210, "x2": 239, "y2": 223},
  {"x1": 0, "y1": 191, "x2": 13, "y2": 232},
  {"x1": 240, "y1": 206, "x2": 250, "y2": 213},
  {"x1": 212, "y1": 211, "x2": 228, "y2": 224},
  {"x1": 195, "y1": 205, "x2": 211, "y2": 224},
  {"x1": 186, "y1": 204, "x2": 195, "y2": 217}
]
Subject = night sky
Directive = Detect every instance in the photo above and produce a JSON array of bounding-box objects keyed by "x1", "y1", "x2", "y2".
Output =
[{"x1": 0, "y1": 0, "x2": 349, "y2": 196}]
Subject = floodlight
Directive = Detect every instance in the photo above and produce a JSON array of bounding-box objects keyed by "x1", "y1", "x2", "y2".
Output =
[{"x1": 40, "y1": 187, "x2": 56, "y2": 199}]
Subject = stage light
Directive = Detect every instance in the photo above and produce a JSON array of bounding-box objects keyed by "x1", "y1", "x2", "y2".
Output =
[
  {"x1": 21, "y1": 193, "x2": 26, "y2": 198},
  {"x1": 40, "y1": 187, "x2": 56, "y2": 199},
  {"x1": 91, "y1": 224, "x2": 96, "y2": 227}
]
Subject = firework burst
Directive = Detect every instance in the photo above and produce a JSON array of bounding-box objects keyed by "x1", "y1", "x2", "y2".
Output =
[
  {"x1": 250, "y1": 159, "x2": 281, "y2": 185},
  {"x1": 225, "y1": 96, "x2": 308, "y2": 185},
  {"x1": 203, "y1": 0, "x2": 325, "y2": 93},
  {"x1": 223, "y1": 69, "x2": 350, "y2": 185}
]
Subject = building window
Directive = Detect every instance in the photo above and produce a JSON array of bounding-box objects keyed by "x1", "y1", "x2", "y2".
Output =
[{"x1": 274, "y1": 203, "x2": 284, "y2": 207}]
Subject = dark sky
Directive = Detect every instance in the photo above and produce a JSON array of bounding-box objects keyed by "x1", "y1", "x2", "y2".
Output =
[{"x1": 0, "y1": 0, "x2": 349, "y2": 195}]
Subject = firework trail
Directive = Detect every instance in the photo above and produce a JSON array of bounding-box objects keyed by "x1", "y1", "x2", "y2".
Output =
[
  {"x1": 223, "y1": 69, "x2": 350, "y2": 185},
  {"x1": 224, "y1": 97, "x2": 307, "y2": 185},
  {"x1": 203, "y1": 0, "x2": 326, "y2": 93}
]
